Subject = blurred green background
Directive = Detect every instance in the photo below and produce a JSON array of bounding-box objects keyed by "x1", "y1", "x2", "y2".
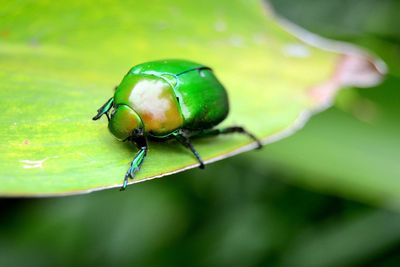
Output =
[{"x1": 1, "y1": 1, "x2": 400, "y2": 266}]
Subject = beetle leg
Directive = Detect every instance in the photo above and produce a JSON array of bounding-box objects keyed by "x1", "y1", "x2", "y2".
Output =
[
  {"x1": 195, "y1": 126, "x2": 262, "y2": 149},
  {"x1": 92, "y1": 97, "x2": 114, "y2": 121},
  {"x1": 120, "y1": 136, "x2": 148, "y2": 191},
  {"x1": 173, "y1": 132, "x2": 205, "y2": 169}
]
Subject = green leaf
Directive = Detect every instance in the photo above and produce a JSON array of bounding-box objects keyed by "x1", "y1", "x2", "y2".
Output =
[
  {"x1": 268, "y1": 0, "x2": 400, "y2": 76},
  {"x1": 261, "y1": 76, "x2": 400, "y2": 209},
  {"x1": 255, "y1": 0, "x2": 400, "y2": 209},
  {"x1": 0, "y1": 0, "x2": 383, "y2": 196}
]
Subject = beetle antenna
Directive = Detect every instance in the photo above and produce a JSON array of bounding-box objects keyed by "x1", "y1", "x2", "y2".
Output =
[{"x1": 92, "y1": 97, "x2": 114, "y2": 120}]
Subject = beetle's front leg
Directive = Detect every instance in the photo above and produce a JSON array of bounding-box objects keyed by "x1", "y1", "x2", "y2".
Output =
[
  {"x1": 120, "y1": 136, "x2": 148, "y2": 191},
  {"x1": 92, "y1": 97, "x2": 114, "y2": 121}
]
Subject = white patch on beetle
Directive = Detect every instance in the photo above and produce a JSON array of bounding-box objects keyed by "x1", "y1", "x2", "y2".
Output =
[
  {"x1": 20, "y1": 158, "x2": 49, "y2": 169},
  {"x1": 129, "y1": 79, "x2": 170, "y2": 120}
]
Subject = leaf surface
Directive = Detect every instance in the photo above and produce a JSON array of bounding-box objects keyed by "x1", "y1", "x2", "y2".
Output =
[{"x1": 0, "y1": 0, "x2": 383, "y2": 195}]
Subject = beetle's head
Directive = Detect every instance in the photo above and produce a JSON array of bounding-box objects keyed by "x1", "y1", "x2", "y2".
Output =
[{"x1": 108, "y1": 104, "x2": 144, "y2": 141}]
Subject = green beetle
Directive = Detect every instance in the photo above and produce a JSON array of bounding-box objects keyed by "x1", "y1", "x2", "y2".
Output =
[{"x1": 93, "y1": 59, "x2": 261, "y2": 190}]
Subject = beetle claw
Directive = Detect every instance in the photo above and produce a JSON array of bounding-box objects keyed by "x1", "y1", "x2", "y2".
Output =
[
  {"x1": 120, "y1": 173, "x2": 129, "y2": 191},
  {"x1": 92, "y1": 113, "x2": 102, "y2": 120}
]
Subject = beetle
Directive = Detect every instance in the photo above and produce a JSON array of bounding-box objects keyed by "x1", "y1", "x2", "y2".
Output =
[{"x1": 93, "y1": 59, "x2": 262, "y2": 190}]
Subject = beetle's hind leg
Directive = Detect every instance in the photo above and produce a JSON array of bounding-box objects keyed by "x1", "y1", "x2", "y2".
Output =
[
  {"x1": 195, "y1": 126, "x2": 262, "y2": 149},
  {"x1": 173, "y1": 131, "x2": 205, "y2": 169},
  {"x1": 92, "y1": 97, "x2": 114, "y2": 121},
  {"x1": 120, "y1": 136, "x2": 148, "y2": 191}
]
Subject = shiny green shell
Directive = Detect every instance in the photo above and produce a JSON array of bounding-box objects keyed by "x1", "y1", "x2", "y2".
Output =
[{"x1": 113, "y1": 59, "x2": 229, "y2": 137}]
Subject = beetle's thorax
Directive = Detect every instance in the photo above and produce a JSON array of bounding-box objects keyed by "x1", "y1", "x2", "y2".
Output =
[{"x1": 113, "y1": 73, "x2": 183, "y2": 136}]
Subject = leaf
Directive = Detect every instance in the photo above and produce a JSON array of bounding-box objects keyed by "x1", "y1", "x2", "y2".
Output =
[
  {"x1": 251, "y1": 0, "x2": 400, "y2": 209},
  {"x1": 268, "y1": 0, "x2": 400, "y2": 77},
  {"x1": 0, "y1": 0, "x2": 383, "y2": 196},
  {"x1": 260, "y1": 75, "x2": 400, "y2": 209}
]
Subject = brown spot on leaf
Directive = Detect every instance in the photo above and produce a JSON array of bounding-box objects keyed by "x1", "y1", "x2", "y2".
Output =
[{"x1": 309, "y1": 54, "x2": 385, "y2": 109}]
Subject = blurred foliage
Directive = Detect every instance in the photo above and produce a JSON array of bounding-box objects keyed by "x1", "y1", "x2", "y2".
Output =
[
  {"x1": 2, "y1": 163, "x2": 400, "y2": 267},
  {"x1": 1, "y1": 0, "x2": 400, "y2": 267},
  {"x1": 265, "y1": 0, "x2": 400, "y2": 209},
  {"x1": 261, "y1": 75, "x2": 400, "y2": 209},
  {"x1": 269, "y1": 0, "x2": 400, "y2": 76}
]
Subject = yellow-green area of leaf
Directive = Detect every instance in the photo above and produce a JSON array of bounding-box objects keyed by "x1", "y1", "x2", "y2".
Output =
[{"x1": 0, "y1": 0, "x2": 384, "y2": 196}]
